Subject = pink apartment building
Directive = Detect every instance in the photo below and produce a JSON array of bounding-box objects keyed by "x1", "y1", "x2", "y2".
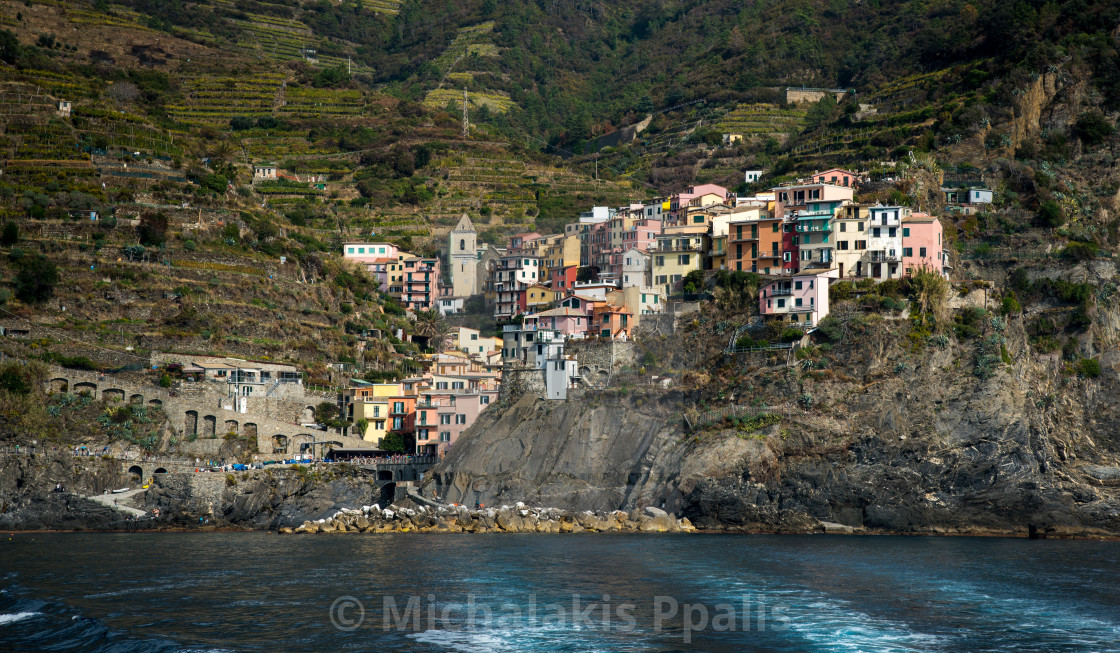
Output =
[{"x1": 901, "y1": 213, "x2": 947, "y2": 277}]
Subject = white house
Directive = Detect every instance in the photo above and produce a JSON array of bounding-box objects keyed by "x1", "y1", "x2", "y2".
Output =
[
  {"x1": 253, "y1": 164, "x2": 278, "y2": 180},
  {"x1": 866, "y1": 205, "x2": 909, "y2": 279},
  {"x1": 968, "y1": 189, "x2": 993, "y2": 204},
  {"x1": 744, "y1": 170, "x2": 764, "y2": 184},
  {"x1": 621, "y1": 248, "x2": 651, "y2": 288}
]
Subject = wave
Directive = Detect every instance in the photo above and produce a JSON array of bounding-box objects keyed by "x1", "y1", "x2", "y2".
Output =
[{"x1": 0, "y1": 611, "x2": 42, "y2": 626}]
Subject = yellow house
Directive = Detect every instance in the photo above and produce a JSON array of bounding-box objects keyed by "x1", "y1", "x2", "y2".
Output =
[
  {"x1": 525, "y1": 283, "x2": 559, "y2": 312},
  {"x1": 543, "y1": 235, "x2": 580, "y2": 277},
  {"x1": 346, "y1": 382, "x2": 400, "y2": 445},
  {"x1": 651, "y1": 225, "x2": 708, "y2": 295},
  {"x1": 710, "y1": 234, "x2": 728, "y2": 271}
]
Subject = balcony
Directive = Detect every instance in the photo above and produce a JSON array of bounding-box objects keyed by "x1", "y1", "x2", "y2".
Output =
[
  {"x1": 769, "y1": 287, "x2": 793, "y2": 296},
  {"x1": 870, "y1": 251, "x2": 899, "y2": 263},
  {"x1": 796, "y1": 224, "x2": 832, "y2": 233}
]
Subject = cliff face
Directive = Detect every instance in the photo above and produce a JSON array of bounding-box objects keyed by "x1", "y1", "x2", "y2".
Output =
[{"x1": 427, "y1": 319, "x2": 1120, "y2": 537}]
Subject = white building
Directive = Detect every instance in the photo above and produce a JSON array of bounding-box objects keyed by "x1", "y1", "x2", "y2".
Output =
[
  {"x1": 621, "y1": 248, "x2": 651, "y2": 288},
  {"x1": 744, "y1": 170, "x2": 764, "y2": 184},
  {"x1": 968, "y1": 189, "x2": 993, "y2": 204},
  {"x1": 253, "y1": 164, "x2": 277, "y2": 180},
  {"x1": 866, "y1": 205, "x2": 909, "y2": 279}
]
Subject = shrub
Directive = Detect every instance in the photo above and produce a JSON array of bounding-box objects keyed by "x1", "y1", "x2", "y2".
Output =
[
  {"x1": 780, "y1": 327, "x2": 804, "y2": 342},
  {"x1": 0, "y1": 364, "x2": 31, "y2": 395},
  {"x1": 1037, "y1": 200, "x2": 1063, "y2": 228},
  {"x1": 183, "y1": 239, "x2": 197, "y2": 251},
  {"x1": 1076, "y1": 358, "x2": 1101, "y2": 378},
  {"x1": 1074, "y1": 111, "x2": 1115, "y2": 146},
  {"x1": 137, "y1": 212, "x2": 169, "y2": 246},
  {"x1": 159, "y1": 374, "x2": 172, "y2": 388},
  {"x1": 14, "y1": 255, "x2": 59, "y2": 303},
  {"x1": 1000, "y1": 294, "x2": 1021, "y2": 315},
  {"x1": 0, "y1": 221, "x2": 18, "y2": 246},
  {"x1": 1061, "y1": 242, "x2": 1098, "y2": 261}
]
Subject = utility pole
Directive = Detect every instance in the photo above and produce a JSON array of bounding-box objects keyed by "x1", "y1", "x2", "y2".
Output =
[{"x1": 461, "y1": 88, "x2": 469, "y2": 139}]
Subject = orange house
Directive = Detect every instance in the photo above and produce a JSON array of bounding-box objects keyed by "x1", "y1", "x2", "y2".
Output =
[{"x1": 591, "y1": 304, "x2": 633, "y2": 338}]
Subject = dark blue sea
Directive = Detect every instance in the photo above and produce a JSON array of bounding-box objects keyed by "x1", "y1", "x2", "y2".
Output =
[{"x1": 1, "y1": 533, "x2": 1119, "y2": 652}]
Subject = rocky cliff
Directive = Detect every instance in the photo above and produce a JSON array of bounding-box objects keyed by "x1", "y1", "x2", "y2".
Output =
[{"x1": 426, "y1": 313, "x2": 1120, "y2": 537}]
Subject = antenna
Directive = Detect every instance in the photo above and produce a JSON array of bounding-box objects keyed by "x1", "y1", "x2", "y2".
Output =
[{"x1": 461, "y1": 88, "x2": 469, "y2": 138}]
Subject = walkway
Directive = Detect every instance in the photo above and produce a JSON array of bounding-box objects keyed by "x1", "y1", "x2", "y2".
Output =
[{"x1": 85, "y1": 488, "x2": 147, "y2": 518}]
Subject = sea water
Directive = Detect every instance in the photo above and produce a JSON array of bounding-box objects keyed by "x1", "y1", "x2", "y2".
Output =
[{"x1": 1, "y1": 532, "x2": 1118, "y2": 651}]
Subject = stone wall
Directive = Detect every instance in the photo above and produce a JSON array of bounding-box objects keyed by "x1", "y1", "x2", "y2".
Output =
[
  {"x1": 498, "y1": 366, "x2": 547, "y2": 401},
  {"x1": 43, "y1": 366, "x2": 363, "y2": 456},
  {"x1": 785, "y1": 87, "x2": 849, "y2": 104},
  {"x1": 564, "y1": 340, "x2": 638, "y2": 387}
]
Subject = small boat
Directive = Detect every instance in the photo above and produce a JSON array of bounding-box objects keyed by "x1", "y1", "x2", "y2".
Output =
[{"x1": 111, "y1": 488, "x2": 130, "y2": 494}]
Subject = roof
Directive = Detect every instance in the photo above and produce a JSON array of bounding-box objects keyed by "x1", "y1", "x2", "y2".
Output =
[
  {"x1": 528, "y1": 307, "x2": 586, "y2": 318},
  {"x1": 452, "y1": 213, "x2": 475, "y2": 232},
  {"x1": 195, "y1": 362, "x2": 236, "y2": 370},
  {"x1": 903, "y1": 214, "x2": 939, "y2": 223}
]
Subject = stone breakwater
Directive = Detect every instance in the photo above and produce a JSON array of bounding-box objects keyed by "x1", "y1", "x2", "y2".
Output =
[{"x1": 282, "y1": 502, "x2": 696, "y2": 534}]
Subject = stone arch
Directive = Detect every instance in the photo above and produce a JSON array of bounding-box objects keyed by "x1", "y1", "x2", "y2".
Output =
[
  {"x1": 244, "y1": 423, "x2": 258, "y2": 439},
  {"x1": 153, "y1": 467, "x2": 168, "y2": 474},
  {"x1": 73, "y1": 382, "x2": 97, "y2": 397},
  {"x1": 224, "y1": 420, "x2": 239, "y2": 437},
  {"x1": 148, "y1": 399, "x2": 162, "y2": 408},
  {"x1": 579, "y1": 366, "x2": 591, "y2": 378},
  {"x1": 185, "y1": 410, "x2": 198, "y2": 436},
  {"x1": 129, "y1": 394, "x2": 144, "y2": 404},
  {"x1": 290, "y1": 433, "x2": 315, "y2": 454},
  {"x1": 272, "y1": 434, "x2": 288, "y2": 454},
  {"x1": 300, "y1": 406, "x2": 315, "y2": 422},
  {"x1": 49, "y1": 378, "x2": 69, "y2": 393},
  {"x1": 128, "y1": 465, "x2": 143, "y2": 478},
  {"x1": 378, "y1": 470, "x2": 393, "y2": 481},
  {"x1": 102, "y1": 388, "x2": 125, "y2": 402},
  {"x1": 202, "y1": 415, "x2": 217, "y2": 438}
]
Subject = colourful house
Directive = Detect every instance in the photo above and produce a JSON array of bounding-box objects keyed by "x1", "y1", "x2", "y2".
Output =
[
  {"x1": 523, "y1": 307, "x2": 588, "y2": 337},
  {"x1": 758, "y1": 269, "x2": 839, "y2": 327},
  {"x1": 591, "y1": 304, "x2": 633, "y2": 338},
  {"x1": 901, "y1": 213, "x2": 947, "y2": 277}
]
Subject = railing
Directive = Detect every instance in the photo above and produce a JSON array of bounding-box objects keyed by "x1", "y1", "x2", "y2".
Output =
[
  {"x1": 869, "y1": 253, "x2": 899, "y2": 263},
  {"x1": 767, "y1": 288, "x2": 793, "y2": 296}
]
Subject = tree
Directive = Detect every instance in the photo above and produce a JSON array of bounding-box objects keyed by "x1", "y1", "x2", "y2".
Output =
[
  {"x1": 0, "y1": 221, "x2": 18, "y2": 246},
  {"x1": 14, "y1": 255, "x2": 58, "y2": 303},
  {"x1": 0, "y1": 363, "x2": 31, "y2": 395},
  {"x1": 379, "y1": 431, "x2": 406, "y2": 453},
  {"x1": 137, "y1": 211, "x2": 169, "y2": 246},
  {"x1": 413, "y1": 309, "x2": 450, "y2": 351},
  {"x1": 313, "y1": 401, "x2": 338, "y2": 426},
  {"x1": 0, "y1": 30, "x2": 21, "y2": 65},
  {"x1": 106, "y1": 81, "x2": 140, "y2": 103},
  {"x1": 576, "y1": 266, "x2": 599, "y2": 283},
  {"x1": 682, "y1": 270, "x2": 706, "y2": 294},
  {"x1": 355, "y1": 418, "x2": 369, "y2": 437}
]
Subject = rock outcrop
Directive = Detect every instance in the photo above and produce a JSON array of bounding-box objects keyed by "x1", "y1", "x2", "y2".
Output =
[
  {"x1": 286, "y1": 502, "x2": 696, "y2": 535},
  {"x1": 424, "y1": 331, "x2": 1120, "y2": 538}
]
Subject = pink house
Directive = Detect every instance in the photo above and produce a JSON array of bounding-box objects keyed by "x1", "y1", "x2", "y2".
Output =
[
  {"x1": 901, "y1": 213, "x2": 947, "y2": 277},
  {"x1": 758, "y1": 269, "x2": 839, "y2": 327},
  {"x1": 523, "y1": 307, "x2": 588, "y2": 337},
  {"x1": 508, "y1": 232, "x2": 542, "y2": 255}
]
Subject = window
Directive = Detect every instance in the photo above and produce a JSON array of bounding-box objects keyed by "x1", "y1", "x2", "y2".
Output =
[
  {"x1": 903, "y1": 247, "x2": 913, "y2": 257},
  {"x1": 678, "y1": 254, "x2": 690, "y2": 265},
  {"x1": 736, "y1": 225, "x2": 742, "y2": 239},
  {"x1": 440, "y1": 432, "x2": 451, "y2": 442},
  {"x1": 392, "y1": 417, "x2": 403, "y2": 430},
  {"x1": 773, "y1": 223, "x2": 780, "y2": 232},
  {"x1": 855, "y1": 240, "x2": 867, "y2": 250},
  {"x1": 889, "y1": 228, "x2": 897, "y2": 238},
  {"x1": 393, "y1": 402, "x2": 404, "y2": 413},
  {"x1": 655, "y1": 256, "x2": 664, "y2": 267},
  {"x1": 794, "y1": 281, "x2": 803, "y2": 290},
  {"x1": 471, "y1": 334, "x2": 478, "y2": 340},
  {"x1": 452, "y1": 381, "x2": 464, "y2": 390},
  {"x1": 777, "y1": 298, "x2": 786, "y2": 308},
  {"x1": 347, "y1": 247, "x2": 355, "y2": 254},
  {"x1": 455, "y1": 414, "x2": 466, "y2": 424},
  {"x1": 795, "y1": 298, "x2": 803, "y2": 307},
  {"x1": 840, "y1": 222, "x2": 847, "y2": 232},
  {"x1": 783, "y1": 252, "x2": 791, "y2": 262},
  {"x1": 440, "y1": 414, "x2": 452, "y2": 425},
  {"x1": 902, "y1": 228, "x2": 910, "y2": 238},
  {"x1": 436, "y1": 381, "x2": 448, "y2": 390},
  {"x1": 358, "y1": 247, "x2": 365, "y2": 254},
  {"x1": 481, "y1": 395, "x2": 490, "y2": 405},
  {"x1": 858, "y1": 222, "x2": 865, "y2": 231},
  {"x1": 872, "y1": 228, "x2": 881, "y2": 237},
  {"x1": 373, "y1": 406, "x2": 380, "y2": 418},
  {"x1": 837, "y1": 241, "x2": 849, "y2": 250},
  {"x1": 418, "y1": 430, "x2": 429, "y2": 441},
  {"x1": 920, "y1": 247, "x2": 927, "y2": 258}
]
